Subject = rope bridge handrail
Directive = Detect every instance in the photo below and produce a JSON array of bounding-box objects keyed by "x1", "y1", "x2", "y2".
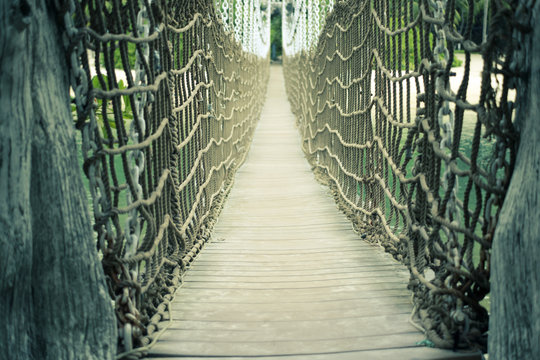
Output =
[
  {"x1": 283, "y1": 0, "x2": 521, "y2": 351},
  {"x1": 66, "y1": 0, "x2": 269, "y2": 355}
]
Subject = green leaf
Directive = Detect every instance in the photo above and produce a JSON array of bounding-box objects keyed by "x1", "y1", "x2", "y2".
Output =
[
  {"x1": 416, "y1": 339, "x2": 435, "y2": 348},
  {"x1": 92, "y1": 74, "x2": 108, "y2": 89}
]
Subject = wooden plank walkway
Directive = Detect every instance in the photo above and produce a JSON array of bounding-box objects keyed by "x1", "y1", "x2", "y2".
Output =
[{"x1": 147, "y1": 66, "x2": 480, "y2": 360}]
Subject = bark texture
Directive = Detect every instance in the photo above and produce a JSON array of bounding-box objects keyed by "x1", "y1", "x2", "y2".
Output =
[
  {"x1": 489, "y1": 2, "x2": 540, "y2": 358},
  {"x1": 0, "y1": 0, "x2": 117, "y2": 358}
]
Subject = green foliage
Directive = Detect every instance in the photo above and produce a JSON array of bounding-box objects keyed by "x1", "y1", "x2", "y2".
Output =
[
  {"x1": 271, "y1": 9, "x2": 282, "y2": 59},
  {"x1": 90, "y1": 75, "x2": 133, "y2": 139},
  {"x1": 99, "y1": 42, "x2": 137, "y2": 70},
  {"x1": 379, "y1": 10, "x2": 463, "y2": 70},
  {"x1": 454, "y1": 0, "x2": 486, "y2": 25},
  {"x1": 119, "y1": 42, "x2": 137, "y2": 69},
  {"x1": 271, "y1": 13, "x2": 282, "y2": 45},
  {"x1": 452, "y1": 55, "x2": 463, "y2": 67}
]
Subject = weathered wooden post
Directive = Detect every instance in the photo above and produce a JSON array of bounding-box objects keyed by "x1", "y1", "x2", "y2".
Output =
[
  {"x1": 0, "y1": 0, "x2": 116, "y2": 358},
  {"x1": 489, "y1": 1, "x2": 540, "y2": 358}
]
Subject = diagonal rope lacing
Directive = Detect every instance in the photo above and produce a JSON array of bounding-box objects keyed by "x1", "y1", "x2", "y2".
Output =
[
  {"x1": 283, "y1": 0, "x2": 521, "y2": 351},
  {"x1": 65, "y1": 0, "x2": 269, "y2": 355}
]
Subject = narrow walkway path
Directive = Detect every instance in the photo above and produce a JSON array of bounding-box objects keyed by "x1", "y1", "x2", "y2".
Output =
[{"x1": 147, "y1": 66, "x2": 478, "y2": 360}]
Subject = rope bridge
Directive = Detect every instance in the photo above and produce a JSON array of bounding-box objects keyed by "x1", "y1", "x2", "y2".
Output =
[
  {"x1": 67, "y1": 0, "x2": 269, "y2": 353},
  {"x1": 62, "y1": 0, "x2": 524, "y2": 356},
  {"x1": 283, "y1": 0, "x2": 519, "y2": 352}
]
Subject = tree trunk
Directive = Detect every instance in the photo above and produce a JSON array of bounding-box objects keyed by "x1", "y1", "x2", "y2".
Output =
[
  {"x1": 0, "y1": 0, "x2": 117, "y2": 359},
  {"x1": 489, "y1": 2, "x2": 540, "y2": 358}
]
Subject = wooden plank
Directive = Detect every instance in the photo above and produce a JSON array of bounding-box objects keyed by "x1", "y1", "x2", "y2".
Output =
[
  {"x1": 160, "y1": 321, "x2": 419, "y2": 343},
  {"x1": 189, "y1": 254, "x2": 398, "y2": 264},
  {"x1": 148, "y1": 332, "x2": 481, "y2": 358},
  {"x1": 148, "y1": 66, "x2": 467, "y2": 359},
  {"x1": 168, "y1": 306, "x2": 413, "y2": 323},
  {"x1": 170, "y1": 297, "x2": 412, "y2": 313},
  {"x1": 182, "y1": 278, "x2": 408, "y2": 290},
  {"x1": 149, "y1": 332, "x2": 425, "y2": 357},
  {"x1": 174, "y1": 284, "x2": 410, "y2": 300},
  {"x1": 186, "y1": 262, "x2": 403, "y2": 273},
  {"x1": 202, "y1": 243, "x2": 371, "y2": 251},
  {"x1": 169, "y1": 289, "x2": 413, "y2": 305},
  {"x1": 198, "y1": 244, "x2": 388, "y2": 252},
  {"x1": 183, "y1": 269, "x2": 406, "y2": 282},
  {"x1": 188, "y1": 259, "x2": 396, "y2": 268},
  {"x1": 212, "y1": 221, "x2": 354, "y2": 228},
  {"x1": 184, "y1": 265, "x2": 404, "y2": 277},
  {"x1": 147, "y1": 347, "x2": 481, "y2": 360}
]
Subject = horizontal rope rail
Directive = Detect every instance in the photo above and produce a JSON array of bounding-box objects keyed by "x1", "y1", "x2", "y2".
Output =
[{"x1": 283, "y1": 0, "x2": 521, "y2": 352}]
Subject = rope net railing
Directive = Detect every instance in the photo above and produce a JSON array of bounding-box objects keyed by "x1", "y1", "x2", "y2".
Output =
[
  {"x1": 65, "y1": 0, "x2": 269, "y2": 355},
  {"x1": 283, "y1": 0, "x2": 521, "y2": 351}
]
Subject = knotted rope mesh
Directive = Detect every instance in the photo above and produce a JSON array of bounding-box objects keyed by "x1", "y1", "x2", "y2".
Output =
[
  {"x1": 283, "y1": 0, "x2": 520, "y2": 351},
  {"x1": 66, "y1": 0, "x2": 269, "y2": 354}
]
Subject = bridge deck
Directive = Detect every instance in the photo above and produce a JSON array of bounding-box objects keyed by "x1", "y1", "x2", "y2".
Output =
[{"x1": 147, "y1": 66, "x2": 479, "y2": 360}]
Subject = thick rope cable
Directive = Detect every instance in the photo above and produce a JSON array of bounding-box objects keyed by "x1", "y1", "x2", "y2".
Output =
[
  {"x1": 66, "y1": 0, "x2": 269, "y2": 355},
  {"x1": 283, "y1": 0, "x2": 521, "y2": 352}
]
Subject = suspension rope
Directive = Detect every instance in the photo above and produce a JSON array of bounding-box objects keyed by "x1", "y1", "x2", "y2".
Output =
[
  {"x1": 283, "y1": 0, "x2": 520, "y2": 351},
  {"x1": 66, "y1": 0, "x2": 269, "y2": 355}
]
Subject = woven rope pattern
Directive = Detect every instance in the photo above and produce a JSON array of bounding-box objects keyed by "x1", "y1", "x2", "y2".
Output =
[
  {"x1": 69, "y1": 0, "x2": 269, "y2": 353},
  {"x1": 283, "y1": 0, "x2": 519, "y2": 351}
]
